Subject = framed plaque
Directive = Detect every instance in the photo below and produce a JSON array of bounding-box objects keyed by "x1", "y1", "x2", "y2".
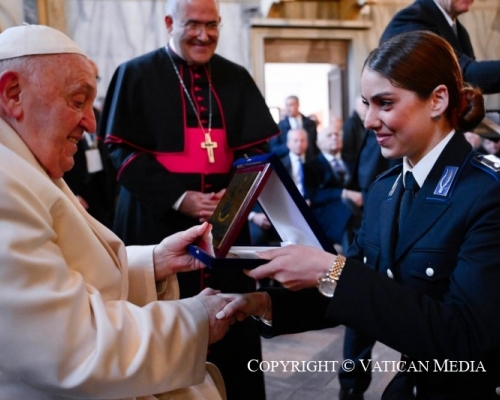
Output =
[{"x1": 189, "y1": 153, "x2": 336, "y2": 268}]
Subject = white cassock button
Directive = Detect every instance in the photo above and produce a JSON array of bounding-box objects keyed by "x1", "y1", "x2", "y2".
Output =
[
  {"x1": 387, "y1": 269, "x2": 394, "y2": 279},
  {"x1": 426, "y1": 268, "x2": 434, "y2": 277},
  {"x1": 413, "y1": 386, "x2": 417, "y2": 397},
  {"x1": 363, "y1": 257, "x2": 367, "y2": 264},
  {"x1": 495, "y1": 387, "x2": 500, "y2": 396}
]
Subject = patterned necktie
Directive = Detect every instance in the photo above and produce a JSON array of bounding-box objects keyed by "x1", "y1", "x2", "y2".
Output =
[
  {"x1": 399, "y1": 172, "x2": 419, "y2": 234},
  {"x1": 331, "y1": 157, "x2": 347, "y2": 184}
]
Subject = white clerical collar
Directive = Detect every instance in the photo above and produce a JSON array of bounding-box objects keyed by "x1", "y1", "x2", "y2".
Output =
[
  {"x1": 167, "y1": 39, "x2": 184, "y2": 61},
  {"x1": 433, "y1": 0, "x2": 456, "y2": 25},
  {"x1": 403, "y1": 130, "x2": 455, "y2": 188}
]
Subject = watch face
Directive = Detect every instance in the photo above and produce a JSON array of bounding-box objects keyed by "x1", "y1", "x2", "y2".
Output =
[{"x1": 318, "y1": 278, "x2": 337, "y2": 298}]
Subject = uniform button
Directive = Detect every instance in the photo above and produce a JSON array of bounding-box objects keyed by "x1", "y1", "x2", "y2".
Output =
[
  {"x1": 495, "y1": 387, "x2": 500, "y2": 396},
  {"x1": 426, "y1": 268, "x2": 434, "y2": 277},
  {"x1": 363, "y1": 257, "x2": 367, "y2": 264},
  {"x1": 413, "y1": 386, "x2": 417, "y2": 397},
  {"x1": 387, "y1": 269, "x2": 394, "y2": 279}
]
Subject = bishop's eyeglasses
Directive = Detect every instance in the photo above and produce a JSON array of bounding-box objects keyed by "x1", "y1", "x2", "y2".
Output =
[{"x1": 182, "y1": 20, "x2": 222, "y2": 35}]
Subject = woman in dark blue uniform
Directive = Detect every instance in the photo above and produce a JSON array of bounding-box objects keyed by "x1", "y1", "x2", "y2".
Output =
[{"x1": 218, "y1": 31, "x2": 500, "y2": 399}]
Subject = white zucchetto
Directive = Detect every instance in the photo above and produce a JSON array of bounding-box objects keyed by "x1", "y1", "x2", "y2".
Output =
[{"x1": 0, "y1": 24, "x2": 85, "y2": 61}]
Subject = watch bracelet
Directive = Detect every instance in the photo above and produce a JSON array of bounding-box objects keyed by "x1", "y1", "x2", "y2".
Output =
[
  {"x1": 328, "y1": 255, "x2": 346, "y2": 281},
  {"x1": 316, "y1": 255, "x2": 347, "y2": 288}
]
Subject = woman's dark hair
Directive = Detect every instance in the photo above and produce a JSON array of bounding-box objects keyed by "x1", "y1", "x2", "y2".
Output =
[{"x1": 364, "y1": 30, "x2": 484, "y2": 132}]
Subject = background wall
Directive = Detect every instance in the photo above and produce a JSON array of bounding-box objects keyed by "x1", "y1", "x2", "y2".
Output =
[{"x1": 0, "y1": 1, "x2": 23, "y2": 29}]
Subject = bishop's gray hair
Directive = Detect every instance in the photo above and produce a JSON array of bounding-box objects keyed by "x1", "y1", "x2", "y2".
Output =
[
  {"x1": 165, "y1": 0, "x2": 179, "y2": 18},
  {"x1": 165, "y1": 0, "x2": 220, "y2": 18}
]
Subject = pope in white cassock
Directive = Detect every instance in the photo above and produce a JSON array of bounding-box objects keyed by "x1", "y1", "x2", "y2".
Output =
[{"x1": 0, "y1": 24, "x2": 231, "y2": 400}]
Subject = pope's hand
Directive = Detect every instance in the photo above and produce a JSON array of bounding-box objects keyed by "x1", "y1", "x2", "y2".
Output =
[
  {"x1": 152, "y1": 222, "x2": 212, "y2": 281},
  {"x1": 196, "y1": 288, "x2": 235, "y2": 344},
  {"x1": 215, "y1": 292, "x2": 271, "y2": 322}
]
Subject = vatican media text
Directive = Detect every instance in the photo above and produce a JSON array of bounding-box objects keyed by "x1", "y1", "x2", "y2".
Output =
[{"x1": 247, "y1": 359, "x2": 486, "y2": 373}]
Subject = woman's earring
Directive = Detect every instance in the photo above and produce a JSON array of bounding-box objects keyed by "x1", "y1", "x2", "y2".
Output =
[{"x1": 432, "y1": 115, "x2": 441, "y2": 121}]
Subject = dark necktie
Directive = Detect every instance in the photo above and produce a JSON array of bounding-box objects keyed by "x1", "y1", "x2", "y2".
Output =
[
  {"x1": 399, "y1": 172, "x2": 419, "y2": 234},
  {"x1": 331, "y1": 158, "x2": 347, "y2": 184}
]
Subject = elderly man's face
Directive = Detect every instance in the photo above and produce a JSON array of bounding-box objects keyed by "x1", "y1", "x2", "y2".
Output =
[
  {"x1": 166, "y1": 0, "x2": 221, "y2": 65},
  {"x1": 317, "y1": 128, "x2": 342, "y2": 154},
  {"x1": 436, "y1": 0, "x2": 474, "y2": 17},
  {"x1": 18, "y1": 54, "x2": 97, "y2": 179}
]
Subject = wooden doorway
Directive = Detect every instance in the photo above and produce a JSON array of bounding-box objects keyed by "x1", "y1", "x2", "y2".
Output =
[{"x1": 250, "y1": 19, "x2": 371, "y2": 122}]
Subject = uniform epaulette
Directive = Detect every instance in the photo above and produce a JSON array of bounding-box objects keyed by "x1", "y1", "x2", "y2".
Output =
[{"x1": 472, "y1": 153, "x2": 500, "y2": 176}]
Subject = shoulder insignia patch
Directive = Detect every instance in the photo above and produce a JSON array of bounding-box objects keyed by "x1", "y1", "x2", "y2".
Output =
[
  {"x1": 474, "y1": 154, "x2": 500, "y2": 173},
  {"x1": 433, "y1": 166, "x2": 458, "y2": 196}
]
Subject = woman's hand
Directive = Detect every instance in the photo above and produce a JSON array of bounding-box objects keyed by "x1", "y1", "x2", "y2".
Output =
[
  {"x1": 245, "y1": 245, "x2": 337, "y2": 291},
  {"x1": 215, "y1": 292, "x2": 271, "y2": 322},
  {"x1": 152, "y1": 222, "x2": 213, "y2": 281}
]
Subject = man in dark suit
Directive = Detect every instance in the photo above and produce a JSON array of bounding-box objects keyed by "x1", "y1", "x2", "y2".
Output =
[
  {"x1": 380, "y1": 0, "x2": 500, "y2": 94},
  {"x1": 306, "y1": 124, "x2": 363, "y2": 251},
  {"x1": 280, "y1": 128, "x2": 309, "y2": 197},
  {"x1": 270, "y1": 95, "x2": 319, "y2": 160},
  {"x1": 342, "y1": 96, "x2": 366, "y2": 172}
]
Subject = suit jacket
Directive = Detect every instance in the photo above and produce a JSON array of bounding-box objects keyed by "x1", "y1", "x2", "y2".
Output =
[
  {"x1": 280, "y1": 153, "x2": 307, "y2": 198},
  {"x1": 341, "y1": 110, "x2": 365, "y2": 174},
  {"x1": 266, "y1": 134, "x2": 500, "y2": 398},
  {"x1": 305, "y1": 153, "x2": 353, "y2": 244},
  {"x1": 380, "y1": 0, "x2": 500, "y2": 94},
  {"x1": 270, "y1": 114, "x2": 319, "y2": 160},
  {"x1": 0, "y1": 118, "x2": 222, "y2": 399}
]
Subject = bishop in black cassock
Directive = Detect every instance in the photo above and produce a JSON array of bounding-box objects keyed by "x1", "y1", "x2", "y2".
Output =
[{"x1": 99, "y1": 42, "x2": 278, "y2": 398}]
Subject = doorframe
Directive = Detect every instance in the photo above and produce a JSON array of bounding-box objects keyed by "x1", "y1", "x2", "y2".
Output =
[{"x1": 250, "y1": 18, "x2": 371, "y2": 119}]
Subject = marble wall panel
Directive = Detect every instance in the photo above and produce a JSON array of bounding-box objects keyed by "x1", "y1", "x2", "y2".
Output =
[{"x1": 0, "y1": 0, "x2": 24, "y2": 30}]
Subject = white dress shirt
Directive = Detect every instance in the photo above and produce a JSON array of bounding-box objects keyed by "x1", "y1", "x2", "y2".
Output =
[{"x1": 290, "y1": 152, "x2": 305, "y2": 195}]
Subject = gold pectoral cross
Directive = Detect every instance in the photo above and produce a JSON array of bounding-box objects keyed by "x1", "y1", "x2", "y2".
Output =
[{"x1": 201, "y1": 133, "x2": 218, "y2": 163}]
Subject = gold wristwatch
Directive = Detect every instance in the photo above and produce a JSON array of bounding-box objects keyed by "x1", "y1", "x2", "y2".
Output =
[{"x1": 317, "y1": 255, "x2": 346, "y2": 298}]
